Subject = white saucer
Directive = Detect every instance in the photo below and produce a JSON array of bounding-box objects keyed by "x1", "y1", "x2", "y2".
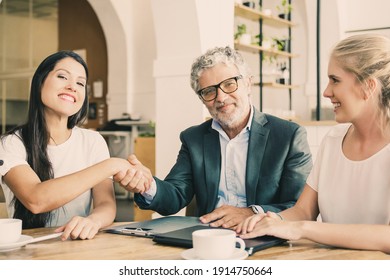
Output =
[
  {"x1": 181, "y1": 248, "x2": 248, "y2": 260},
  {"x1": 0, "y1": 235, "x2": 33, "y2": 252}
]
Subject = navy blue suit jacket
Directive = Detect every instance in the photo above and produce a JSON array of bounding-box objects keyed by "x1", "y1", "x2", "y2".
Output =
[{"x1": 135, "y1": 108, "x2": 312, "y2": 216}]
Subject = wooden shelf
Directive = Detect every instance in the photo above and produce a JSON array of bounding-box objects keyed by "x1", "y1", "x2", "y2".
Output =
[
  {"x1": 234, "y1": 4, "x2": 296, "y2": 28},
  {"x1": 234, "y1": 2, "x2": 296, "y2": 112},
  {"x1": 234, "y1": 42, "x2": 298, "y2": 58},
  {"x1": 296, "y1": 120, "x2": 337, "y2": 126},
  {"x1": 254, "y1": 82, "x2": 299, "y2": 90}
]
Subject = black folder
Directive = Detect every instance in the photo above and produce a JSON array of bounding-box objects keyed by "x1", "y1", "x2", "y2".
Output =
[
  {"x1": 105, "y1": 216, "x2": 286, "y2": 256},
  {"x1": 152, "y1": 225, "x2": 286, "y2": 256}
]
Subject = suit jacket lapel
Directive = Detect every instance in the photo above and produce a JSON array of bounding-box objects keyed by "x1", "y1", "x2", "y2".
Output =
[
  {"x1": 246, "y1": 109, "x2": 269, "y2": 205},
  {"x1": 204, "y1": 127, "x2": 221, "y2": 211}
]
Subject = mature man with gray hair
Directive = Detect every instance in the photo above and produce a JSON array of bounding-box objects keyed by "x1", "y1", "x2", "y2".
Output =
[{"x1": 121, "y1": 46, "x2": 312, "y2": 229}]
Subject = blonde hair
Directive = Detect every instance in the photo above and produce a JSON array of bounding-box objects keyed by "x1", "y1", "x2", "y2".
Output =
[{"x1": 331, "y1": 34, "x2": 390, "y2": 126}]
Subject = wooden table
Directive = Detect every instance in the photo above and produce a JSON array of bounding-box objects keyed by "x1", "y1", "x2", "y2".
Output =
[{"x1": 1, "y1": 223, "x2": 389, "y2": 260}]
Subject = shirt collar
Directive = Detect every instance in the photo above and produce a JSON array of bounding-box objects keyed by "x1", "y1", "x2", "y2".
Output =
[{"x1": 211, "y1": 105, "x2": 253, "y2": 136}]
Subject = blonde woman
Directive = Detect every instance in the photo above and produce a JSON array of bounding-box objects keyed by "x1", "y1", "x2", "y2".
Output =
[{"x1": 237, "y1": 34, "x2": 390, "y2": 253}]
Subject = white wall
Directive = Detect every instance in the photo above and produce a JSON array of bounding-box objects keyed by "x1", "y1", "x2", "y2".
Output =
[
  {"x1": 317, "y1": 0, "x2": 343, "y2": 113},
  {"x1": 151, "y1": 0, "x2": 234, "y2": 177},
  {"x1": 88, "y1": 0, "x2": 390, "y2": 177},
  {"x1": 88, "y1": 0, "x2": 156, "y2": 122},
  {"x1": 317, "y1": 0, "x2": 390, "y2": 115},
  {"x1": 342, "y1": 0, "x2": 390, "y2": 32}
]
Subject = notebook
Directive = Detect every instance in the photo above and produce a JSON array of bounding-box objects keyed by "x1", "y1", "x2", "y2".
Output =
[
  {"x1": 105, "y1": 216, "x2": 285, "y2": 255},
  {"x1": 152, "y1": 225, "x2": 286, "y2": 256}
]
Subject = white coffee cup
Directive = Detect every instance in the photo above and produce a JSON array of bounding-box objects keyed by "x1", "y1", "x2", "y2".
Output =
[
  {"x1": 192, "y1": 228, "x2": 246, "y2": 259},
  {"x1": 0, "y1": 218, "x2": 22, "y2": 244}
]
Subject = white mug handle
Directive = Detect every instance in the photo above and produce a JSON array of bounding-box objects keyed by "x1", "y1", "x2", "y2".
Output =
[{"x1": 235, "y1": 237, "x2": 246, "y2": 250}]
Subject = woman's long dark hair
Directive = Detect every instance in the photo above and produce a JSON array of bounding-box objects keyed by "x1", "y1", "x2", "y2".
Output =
[{"x1": 1, "y1": 51, "x2": 89, "y2": 229}]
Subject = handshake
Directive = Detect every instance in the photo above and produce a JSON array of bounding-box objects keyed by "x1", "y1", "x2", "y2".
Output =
[{"x1": 111, "y1": 154, "x2": 153, "y2": 194}]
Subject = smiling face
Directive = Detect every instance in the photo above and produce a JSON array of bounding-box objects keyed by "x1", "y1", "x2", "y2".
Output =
[
  {"x1": 198, "y1": 63, "x2": 251, "y2": 131},
  {"x1": 323, "y1": 57, "x2": 368, "y2": 123},
  {"x1": 41, "y1": 57, "x2": 87, "y2": 121}
]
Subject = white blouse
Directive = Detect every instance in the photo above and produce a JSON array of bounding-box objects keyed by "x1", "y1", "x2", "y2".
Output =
[
  {"x1": 307, "y1": 123, "x2": 390, "y2": 225},
  {"x1": 0, "y1": 127, "x2": 110, "y2": 227}
]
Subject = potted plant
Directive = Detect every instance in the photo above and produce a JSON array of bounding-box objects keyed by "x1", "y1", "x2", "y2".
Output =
[
  {"x1": 255, "y1": 34, "x2": 272, "y2": 49},
  {"x1": 273, "y1": 37, "x2": 290, "y2": 52},
  {"x1": 276, "y1": 0, "x2": 292, "y2": 19},
  {"x1": 235, "y1": 24, "x2": 251, "y2": 45},
  {"x1": 253, "y1": 34, "x2": 276, "y2": 63}
]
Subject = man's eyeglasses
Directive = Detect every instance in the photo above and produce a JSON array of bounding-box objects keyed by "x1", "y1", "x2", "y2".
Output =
[{"x1": 197, "y1": 75, "x2": 243, "y2": 102}]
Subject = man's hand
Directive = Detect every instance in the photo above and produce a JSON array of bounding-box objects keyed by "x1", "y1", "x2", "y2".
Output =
[
  {"x1": 199, "y1": 205, "x2": 254, "y2": 229},
  {"x1": 113, "y1": 154, "x2": 153, "y2": 193}
]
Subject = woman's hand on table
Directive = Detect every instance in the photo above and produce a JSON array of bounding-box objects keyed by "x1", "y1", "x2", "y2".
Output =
[
  {"x1": 236, "y1": 211, "x2": 303, "y2": 241},
  {"x1": 54, "y1": 216, "x2": 102, "y2": 241}
]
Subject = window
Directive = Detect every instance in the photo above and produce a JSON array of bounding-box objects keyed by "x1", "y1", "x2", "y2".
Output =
[{"x1": 0, "y1": 0, "x2": 58, "y2": 133}]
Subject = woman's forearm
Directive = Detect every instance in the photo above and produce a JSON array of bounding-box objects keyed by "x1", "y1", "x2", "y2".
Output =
[
  {"x1": 300, "y1": 221, "x2": 390, "y2": 253},
  {"x1": 88, "y1": 202, "x2": 116, "y2": 229},
  {"x1": 6, "y1": 157, "x2": 129, "y2": 213},
  {"x1": 279, "y1": 185, "x2": 320, "y2": 221},
  {"x1": 88, "y1": 181, "x2": 116, "y2": 229}
]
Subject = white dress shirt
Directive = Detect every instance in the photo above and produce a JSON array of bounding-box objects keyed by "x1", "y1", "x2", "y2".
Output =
[{"x1": 142, "y1": 106, "x2": 263, "y2": 213}]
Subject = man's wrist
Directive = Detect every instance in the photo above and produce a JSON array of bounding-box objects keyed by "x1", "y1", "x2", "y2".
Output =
[
  {"x1": 249, "y1": 204, "x2": 264, "y2": 214},
  {"x1": 141, "y1": 179, "x2": 157, "y2": 204},
  {"x1": 275, "y1": 212, "x2": 284, "y2": 220}
]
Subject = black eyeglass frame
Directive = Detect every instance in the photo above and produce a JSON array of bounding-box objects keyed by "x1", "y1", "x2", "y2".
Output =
[{"x1": 197, "y1": 75, "x2": 243, "y2": 102}]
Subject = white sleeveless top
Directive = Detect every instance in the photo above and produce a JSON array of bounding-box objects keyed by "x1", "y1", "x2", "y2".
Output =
[{"x1": 307, "y1": 123, "x2": 390, "y2": 225}]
